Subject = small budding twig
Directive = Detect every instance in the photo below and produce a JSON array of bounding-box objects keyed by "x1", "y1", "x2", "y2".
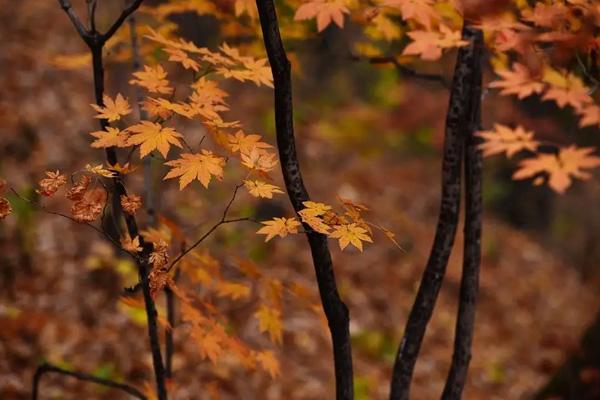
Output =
[{"x1": 32, "y1": 362, "x2": 146, "y2": 400}]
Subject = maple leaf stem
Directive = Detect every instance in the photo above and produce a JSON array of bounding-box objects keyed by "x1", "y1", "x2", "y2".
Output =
[
  {"x1": 32, "y1": 362, "x2": 147, "y2": 400},
  {"x1": 256, "y1": 0, "x2": 354, "y2": 399},
  {"x1": 389, "y1": 25, "x2": 483, "y2": 400}
]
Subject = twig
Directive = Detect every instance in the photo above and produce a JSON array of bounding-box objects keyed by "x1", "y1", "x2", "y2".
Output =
[
  {"x1": 32, "y1": 362, "x2": 146, "y2": 400},
  {"x1": 255, "y1": 1, "x2": 354, "y2": 398},
  {"x1": 166, "y1": 183, "x2": 250, "y2": 273},
  {"x1": 389, "y1": 25, "x2": 483, "y2": 400},
  {"x1": 442, "y1": 27, "x2": 484, "y2": 400},
  {"x1": 351, "y1": 53, "x2": 450, "y2": 88},
  {"x1": 56, "y1": 1, "x2": 168, "y2": 399}
]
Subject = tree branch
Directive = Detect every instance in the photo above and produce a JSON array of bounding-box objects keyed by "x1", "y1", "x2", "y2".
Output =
[
  {"x1": 32, "y1": 362, "x2": 146, "y2": 400},
  {"x1": 255, "y1": 1, "x2": 354, "y2": 399},
  {"x1": 57, "y1": 0, "x2": 91, "y2": 43},
  {"x1": 442, "y1": 27, "x2": 484, "y2": 400},
  {"x1": 102, "y1": 0, "x2": 145, "y2": 43},
  {"x1": 351, "y1": 54, "x2": 450, "y2": 88},
  {"x1": 389, "y1": 25, "x2": 483, "y2": 400}
]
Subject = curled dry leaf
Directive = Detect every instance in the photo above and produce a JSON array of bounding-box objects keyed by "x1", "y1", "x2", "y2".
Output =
[
  {"x1": 120, "y1": 194, "x2": 142, "y2": 215},
  {"x1": 37, "y1": 170, "x2": 67, "y2": 197},
  {"x1": 0, "y1": 198, "x2": 12, "y2": 219},
  {"x1": 71, "y1": 188, "x2": 106, "y2": 223}
]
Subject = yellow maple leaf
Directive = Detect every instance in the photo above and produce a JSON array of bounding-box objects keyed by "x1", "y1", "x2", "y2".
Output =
[
  {"x1": 254, "y1": 305, "x2": 283, "y2": 344},
  {"x1": 129, "y1": 65, "x2": 173, "y2": 94},
  {"x1": 215, "y1": 281, "x2": 251, "y2": 300},
  {"x1": 163, "y1": 150, "x2": 226, "y2": 189},
  {"x1": 294, "y1": 0, "x2": 350, "y2": 32},
  {"x1": 477, "y1": 124, "x2": 539, "y2": 158},
  {"x1": 300, "y1": 201, "x2": 332, "y2": 216},
  {"x1": 126, "y1": 121, "x2": 183, "y2": 158},
  {"x1": 243, "y1": 180, "x2": 283, "y2": 199},
  {"x1": 90, "y1": 93, "x2": 132, "y2": 122},
  {"x1": 256, "y1": 217, "x2": 301, "y2": 242},
  {"x1": 330, "y1": 223, "x2": 373, "y2": 251},
  {"x1": 85, "y1": 164, "x2": 117, "y2": 178},
  {"x1": 254, "y1": 350, "x2": 281, "y2": 378},
  {"x1": 89, "y1": 127, "x2": 129, "y2": 149},
  {"x1": 513, "y1": 146, "x2": 600, "y2": 193},
  {"x1": 164, "y1": 47, "x2": 200, "y2": 71}
]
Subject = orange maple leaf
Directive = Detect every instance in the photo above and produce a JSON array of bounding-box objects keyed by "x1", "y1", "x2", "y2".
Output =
[
  {"x1": 403, "y1": 25, "x2": 469, "y2": 60},
  {"x1": 126, "y1": 121, "x2": 183, "y2": 158},
  {"x1": 294, "y1": 0, "x2": 350, "y2": 32},
  {"x1": 228, "y1": 131, "x2": 273, "y2": 154},
  {"x1": 129, "y1": 65, "x2": 173, "y2": 95},
  {"x1": 489, "y1": 63, "x2": 545, "y2": 99},
  {"x1": 163, "y1": 150, "x2": 226, "y2": 189},
  {"x1": 383, "y1": 0, "x2": 438, "y2": 29},
  {"x1": 243, "y1": 180, "x2": 283, "y2": 199},
  {"x1": 89, "y1": 127, "x2": 129, "y2": 149},
  {"x1": 542, "y1": 68, "x2": 593, "y2": 110},
  {"x1": 577, "y1": 104, "x2": 600, "y2": 128},
  {"x1": 254, "y1": 350, "x2": 281, "y2": 378},
  {"x1": 477, "y1": 124, "x2": 539, "y2": 157},
  {"x1": 513, "y1": 146, "x2": 600, "y2": 193},
  {"x1": 329, "y1": 223, "x2": 373, "y2": 251},
  {"x1": 256, "y1": 217, "x2": 301, "y2": 241},
  {"x1": 215, "y1": 281, "x2": 251, "y2": 300},
  {"x1": 90, "y1": 93, "x2": 132, "y2": 122}
]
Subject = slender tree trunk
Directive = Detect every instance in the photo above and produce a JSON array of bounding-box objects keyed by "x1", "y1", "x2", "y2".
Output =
[
  {"x1": 389, "y1": 25, "x2": 483, "y2": 400},
  {"x1": 255, "y1": 0, "x2": 353, "y2": 398},
  {"x1": 442, "y1": 26, "x2": 483, "y2": 400}
]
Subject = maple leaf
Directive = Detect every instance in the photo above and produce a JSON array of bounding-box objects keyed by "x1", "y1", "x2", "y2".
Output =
[
  {"x1": 254, "y1": 305, "x2": 283, "y2": 344},
  {"x1": 216, "y1": 281, "x2": 251, "y2": 300},
  {"x1": 121, "y1": 233, "x2": 143, "y2": 253},
  {"x1": 578, "y1": 104, "x2": 600, "y2": 128},
  {"x1": 85, "y1": 164, "x2": 117, "y2": 178},
  {"x1": 0, "y1": 198, "x2": 12, "y2": 219},
  {"x1": 254, "y1": 350, "x2": 281, "y2": 378},
  {"x1": 164, "y1": 47, "x2": 200, "y2": 71},
  {"x1": 164, "y1": 150, "x2": 226, "y2": 190},
  {"x1": 121, "y1": 194, "x2": 142, "y2": 215},
  {"x1": 513, "y1": 146, "x2": 600, "y2": 193},
  {"x1": 294, "y1": 0, "x2": 350, "y2": 32},
  {"x1": 37, "y1": 170, "x2": 67, "y2": 196},
  {"x1": 477, "y1": 124, "x2": 539, "y2": 157},
  {"x1": 542, "y1": 68, "x2": 593, "y2": 110},
  {"x1": 191, "y1": 325, "x2": 224, "y2": 364},
  {"x1": 126, "y1": 121, "x2": 183, "y2": 158},
  {"x1": 383, "y1": 0, "x2": 438, "y2": 29},
  {"x1": 489, "y1": 63, "x2": 545, "y2": 99},
  {"x1": 142, "y1": 97, "x2": 173, "y2": 120},
  {"x1": 129, "y1": 65, "x2": 173, "y2": 94},
  {"x1": 66, "y1": 175, "x2": 91, "y2": 201},
  {"x1": 227, "y1": 131, "x2": 272, "y2": 154},
  {"x1": 90, "y1": 93, "x2": 132, "y2": 122},
  {"x1": 235, "y1": 0, "x2": 258, "y2": 19},
  {"x1": 89, "y1": 127, "x2": 129, "y2": 149},
  {"x1": 150, "y1": 240, "x2": 169, "y2": 268},
  {"x1": 330, "y1": 223, "x2": 373, "y2": 251},
  {"x1": 241, "y1": 148, "x2": 278, "y2": 172},
  {"x1": 298, "y1": 201, "x2": 333, "y2": 234},
  {"x1": 256, "y1": 217, "x2": 301, "y2": 242},
  {"x1": 244, "y1": 180, "x2": 283, "y2": 199},
  {"x1": 71, "y1": 188, "x2": 106, "y2": 223},
  {"x1": 403, "y1": 25, "x2": 469, "y2": 60}
]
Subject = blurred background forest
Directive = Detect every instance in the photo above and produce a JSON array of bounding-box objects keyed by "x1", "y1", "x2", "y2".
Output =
[{"x1": 1, "y1": 1, "x2": 600, "y2": 399}]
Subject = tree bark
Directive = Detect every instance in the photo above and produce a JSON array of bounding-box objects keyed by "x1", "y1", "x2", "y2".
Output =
[{"x1": 255, "y1": 1, "x2": 353, "y2": 398}]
